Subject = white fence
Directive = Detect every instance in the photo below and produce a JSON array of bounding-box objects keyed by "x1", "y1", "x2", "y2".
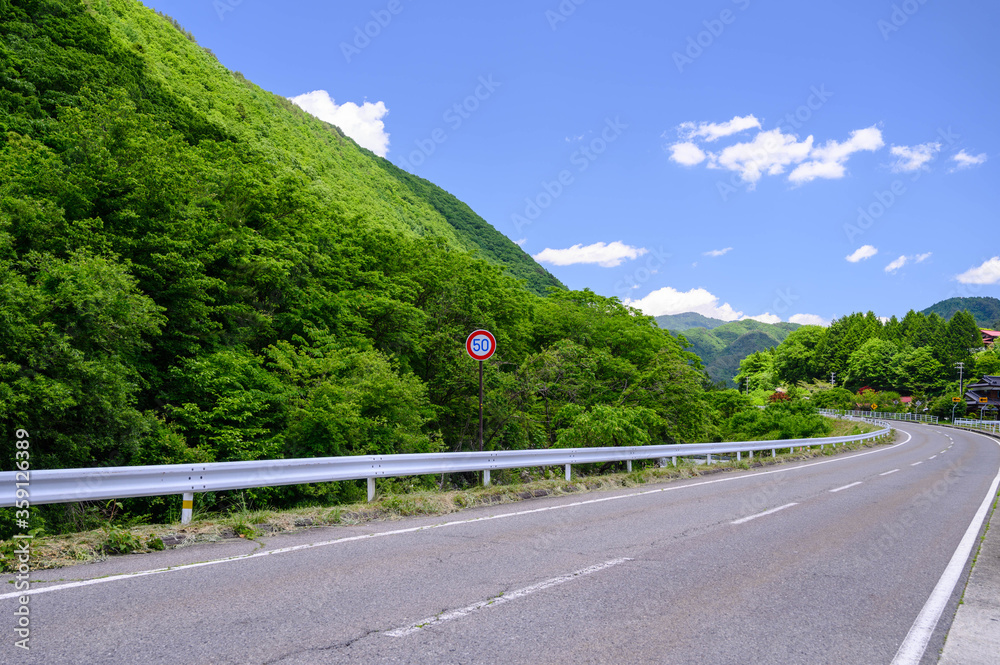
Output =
[
  {"x1": 1, "y1": 421, "x2": 891, "y2": 524},
  {"x1": 954, "y1": 418, "x2": 1000, "y2": 435},
  {"x1": 818, "y1": 409, "x2": 938, "y2": 424}
]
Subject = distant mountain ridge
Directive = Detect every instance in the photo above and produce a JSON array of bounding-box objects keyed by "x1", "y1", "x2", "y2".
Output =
[
  {"x1": 655, "y1": 313, "x2": 800, "y2": 385},
  {"x1": 921, "y1": 297, "x2": 1000, "y2": 328}
]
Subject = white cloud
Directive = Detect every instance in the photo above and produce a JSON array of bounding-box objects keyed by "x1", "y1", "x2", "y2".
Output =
[
  {"x1": 846, "y1": 245, "x2": 878, "y2": 263},
  {"x1": 713, "y1": 128, "x2": 814, "y2": 186},
  {"x1": 956, "y1": 257, "x2": 1000, "y2": 285},
  {"x1": 951, "y1": 149, "x2": 987, "y2": 171},
  {"x1": 789, "y1": 126, "x2": 884, "y2": 184},
  {"x1": 915, "y1": 252, "x2": 932, "y2": 263},
  {"x1": 678, "y1": 114, "x2": 761, "y2": 142},
  {"x1": 668, "y1": 141, "x2": 708, "y2": 166},
  {"x1": 289, "y1": 90, "x2": 390, "y2": 157},
  {"x1": 703, "y1": 247, "x2": 733, "y2": 257},
  {"x1": 746, "y1": 313, "x2": 781, "y2": 324},
  {"x1": 514, "y1": 238, "x2": 526, "y2": 247},
  {"x1": 789, "y1": 313, "x2": 830, "y2": 326},
  {"x1": 625, "y1": 287, "x2": 744, "y2": 320},
  {"x1": 532, "y1": 241, "x2": 647, "y2": 268},
  {"x1": 889, "y1": 142, "x2": 940, "y2": 173},
  {"x1": 885, "y1": 255, "x2": 908, "y2": 274}
]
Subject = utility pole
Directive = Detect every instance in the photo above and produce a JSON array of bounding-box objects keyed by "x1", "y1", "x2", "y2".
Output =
[
  {"x1": 952, "y1": 361, "x2": 964, "y2": 422},
  {"x1": 830, "y1": 372, "x2": 836, "y2": 388}
]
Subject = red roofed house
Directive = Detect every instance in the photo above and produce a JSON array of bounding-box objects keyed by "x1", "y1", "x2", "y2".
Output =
[{"x1": 982, "y1": 329, "x2": 1000, "y2": 348}]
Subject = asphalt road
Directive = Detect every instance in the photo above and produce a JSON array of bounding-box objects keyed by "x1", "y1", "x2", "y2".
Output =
[{"x1": 2, "y1": 423, "x2": 999, "y2": 665}]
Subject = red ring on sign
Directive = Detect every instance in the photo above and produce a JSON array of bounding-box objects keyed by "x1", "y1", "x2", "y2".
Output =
[{"x1": 466, "y1": 330, "x2": 497, "y2": 361}]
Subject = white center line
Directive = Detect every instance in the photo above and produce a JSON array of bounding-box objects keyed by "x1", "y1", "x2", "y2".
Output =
[
  {"x1": 731, "y1": 502, "x2": 798, "y2": 525},
  {"x1": 385, "y1": 557, "x2": 632, "y2": 637},
  {"x1": 929, "y1": 455, "x2": 937, "y2": 460},
  {"x1": 880, "y1": 469, "x2": 900, "y2": 476},
  {"x1": 829, "y1": 481, "x2": 863, "y2": 493},
  {"x1": 911, "y1": 461, "x2": 923, "y2": 466}
]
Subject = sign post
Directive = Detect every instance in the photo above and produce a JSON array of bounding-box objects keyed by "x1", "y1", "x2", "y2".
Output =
[{"x1": 466, "y1": 330, "x2": 497, "y2": 451}]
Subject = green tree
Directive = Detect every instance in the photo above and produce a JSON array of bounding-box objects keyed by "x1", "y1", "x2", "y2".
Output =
[{"x1": 846, "y1": 338, "x2": 899, "y2": 391}]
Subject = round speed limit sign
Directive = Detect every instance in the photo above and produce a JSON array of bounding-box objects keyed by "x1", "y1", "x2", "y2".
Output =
[{"x1": 466, "y1": 329, "x2": 497, "y2": 361}]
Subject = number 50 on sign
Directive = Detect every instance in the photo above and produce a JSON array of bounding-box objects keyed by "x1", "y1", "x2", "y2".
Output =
[{"x1": 466, "y1": 330, "x2": 496, "y2": 361}]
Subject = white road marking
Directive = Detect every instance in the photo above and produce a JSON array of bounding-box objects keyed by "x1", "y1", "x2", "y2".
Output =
[
  {"x1": 891, "y1": 431, "x2": 1000, "y2": 665},
  {"x1": 929, "y1": 455, "x2": 937, "y2": 460},
  {"x1": 385, "y1": 557, "x2": 632, "y2": 637},
  {"x1": 0, "y1": 429, "x2": 914, "y2": 601},
  {"x1": 911, "y1": 462, "x2": 922, "y2": 466},
  {"x1": 731, "y1": 502, "x2": 798, "y2": 525},
  {"x1": 879, "y1": 469, "x2": 900, "y2": 476},
  {"x1": 829, "y1": 481, "x2": 862, "y2": 493}
]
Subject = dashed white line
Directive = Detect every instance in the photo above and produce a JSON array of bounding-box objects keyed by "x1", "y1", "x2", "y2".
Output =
[
  {"x1": 911, "y1": 461, "x2": 923, "y2": 466},
  {"x1": 829, "y1": 481, "x2": 863, "y2": 493},
  {"x1": 880, "y1": 469, "x2": 900, "y2": 476},
  {"x1": 929, "y1": 455, "x2": 937, "y2": 460},
  {"x1": 731, "y1": 502, "x2": 798, "y2": 525},
  {"x1": 385, "y1": 557, "x2": 633, "y2": 637}
]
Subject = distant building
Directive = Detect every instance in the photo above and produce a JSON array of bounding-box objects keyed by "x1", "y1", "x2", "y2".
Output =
[
  {"x1": 965, "y1": 375, "x2": 1000, "y2": 414},
  {"x1": 981, "y1": 329, "x2": 1000, "y2": 348}
]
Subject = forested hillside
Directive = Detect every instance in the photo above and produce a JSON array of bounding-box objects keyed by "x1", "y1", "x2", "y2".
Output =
[
  {"x1": 666, "y1": 318, "x2": 800, "y2": 386},
  {"x1": 654, "y1": 312, "x2": 727, "y2": 332},
  {"x1": 920, "y1": 297, "x2": 1000, "y2": 328},
  {"x1": 1, "y1": 0, "x2": 761, "y2": 529}
]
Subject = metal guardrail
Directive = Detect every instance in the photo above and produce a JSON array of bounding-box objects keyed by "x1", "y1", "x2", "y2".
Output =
[
  {"x1": 954, "y1": 419, "x2": 1000, "y2": 434},
  {"x1": 1, "y1": 421, "x2": 890, "y2": 523},
  {"x1": 818, "y1": 409, "x2": 938, "y2": 424}
]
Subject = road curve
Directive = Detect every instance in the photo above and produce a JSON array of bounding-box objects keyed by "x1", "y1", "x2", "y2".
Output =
[{"x1": 2, "y1": 422, "x2": 998, "y2": 664}]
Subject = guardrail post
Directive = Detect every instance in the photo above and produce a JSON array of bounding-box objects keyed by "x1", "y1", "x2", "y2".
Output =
[
  {"x1": 626, "y1": 460, "x2": 632, "y2": 473},
  {"x1": 483, "y1": 469, "x2": 490, "y2": 486},
  {"x1": 672, "y1": 456, "x2": 677, "y2": 467},
  {"x1": 706, "y1": 453, "x2": 712, "y2": 465},
  {"x1": 565, "y1": 464, "x2": 571, "y2": 481},
  {"x1": 736, "y1": 451, "x2": 741, "y2": 462},
  {"x1": 181, "y1": 492, "x2": 193, "y2": 525},
  {"x1": 367, "y1": 478, "x2": 375, "y2": 502},
  {"x1": 772, "y1": 448, "x2": 776, "y2": 457}
]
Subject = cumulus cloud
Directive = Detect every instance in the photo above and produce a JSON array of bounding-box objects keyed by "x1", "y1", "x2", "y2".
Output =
[
  {"x1": 950, "y1": 149, "x2": 987, "y2": 171},
  {"x1": 788, "y1": 126, "x2": 884, "y2": 184},
  {"x1": 703, "y1": 247, "x2": 733, "y2": 257},
  {"x1": 889, "y1": 142, "x2": 940, "y2": 172},
  {"x1": 532, "y1": 241, "x2": 647, "y2": 268},
  {"x1": 915, "y1": 252, "x2": 932, "y2": 263},
  {"x1": 289, "y1": 90, "x2": 390, "y2": 157},
  {"x1": 745, "y1": 313, "x2": 782, "y2": 324},
  {"x1": 713, "y1": 128, "x2": 814, "y2": 186},
  {"x1": 846, "y1": 245, "x2": 878, "y2": 263},
  {"x1": 678, "y1": 115, "x2": 761, "y2": 142},
  {"x1": 789, "y1": 313, "x2": 830, "y2": 326},
  {"x1": 956, "y1": 257, "x2": 1000, "y2": 285},
  {"x1": 624, "y1": 287, "x2": 744, "y2": 320},
  {"x1": 668, "y1": 141, "x2": 708, "y2": 166},
  {"x1": 514, "y1": 238, "x2": 526, "y2": 247},
  {"x1": 885, "y1": 255, "x2": 908, "y2": 274}
]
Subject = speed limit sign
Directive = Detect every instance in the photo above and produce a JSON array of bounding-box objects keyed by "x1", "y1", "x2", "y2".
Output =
[{"x1": 466, "y1": 329, "x2": 497, "y2": 361}]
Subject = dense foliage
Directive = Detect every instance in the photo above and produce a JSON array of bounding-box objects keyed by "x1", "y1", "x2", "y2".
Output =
[
  {"x1": 920, "y1": 297, "x2": 1000, "y2": 328},
  {"x1": 735, "y1": 309, "x2": 991, "y2": 411},
  {"x1": 2, "y1": 0, "x2": 809, "y2": 532}
]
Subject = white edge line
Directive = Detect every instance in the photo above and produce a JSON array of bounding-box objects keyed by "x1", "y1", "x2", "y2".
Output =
[
  {"x1": 829, "y1": 481, "x2": 863, "y2": 493},
  {"x1": 731, "y1": 502, "x2": 798, "y2": 525},
  {"x1": 891, "y1": 430, "x2": 1000, "y2": 665},
  {"x1": 384, "y1": 557, "x2": 632, "y2": 637},
  {"x1": 0, "y1": 429, "x2": 914, "y2": 601},
  {"x1": 880, "y1": 469, "x2": 900, "y2": 476}
]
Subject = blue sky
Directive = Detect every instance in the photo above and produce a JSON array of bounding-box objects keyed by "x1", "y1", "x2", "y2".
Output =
[{"x1": 143, "y1": 0, "x2": 998, "y2": 324}]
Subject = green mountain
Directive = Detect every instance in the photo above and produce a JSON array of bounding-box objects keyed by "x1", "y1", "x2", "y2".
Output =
[
  {"x1": 654, "y1": 312, "x2": 727, "y2": 331},
  {"x1": 921, "y1": 297, "x2": 1000, "y2": 328},
  {"x1": 0, "y1": 0, "x2": 717, "y2": 526},
  {"x1": 673, "y1": 318, "x2": 800, "y2": 386}
]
